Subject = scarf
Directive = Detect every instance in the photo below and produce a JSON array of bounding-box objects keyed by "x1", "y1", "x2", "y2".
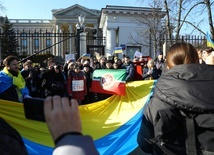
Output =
[{"x1": 3, "y1": 67, "x2": 26, "y2": 90}]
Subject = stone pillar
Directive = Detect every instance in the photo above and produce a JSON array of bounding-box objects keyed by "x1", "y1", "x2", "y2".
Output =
[
  {"x1": 93, "y1": 24, "x2": 98, "y2": 46},
  {"x1": 59, "y1": 29, "x2": 63, "y2": 60},
  {"x1": 80, "y1": 32, "x2": 87, "y2": 57},
  {"x1": 106, "y1": 27, "x2": 117, "y2": 57},
  {"x1": 51, "y1": 30, "x2": 54, "y2": 55},
  {"x1": 69, "y1": 24, "x2": 75, "y2": 54},
  {"x1": 55, "y1": 25, "x2": 60, "y2": 57},
  {"x1": 28, "y1": 31, "x2": 32, "y2": 55}
]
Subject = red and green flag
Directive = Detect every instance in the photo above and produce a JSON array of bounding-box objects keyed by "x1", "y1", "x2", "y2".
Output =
[{"x1": 91, "y1": 69, "x2": 127, "y2": 95}]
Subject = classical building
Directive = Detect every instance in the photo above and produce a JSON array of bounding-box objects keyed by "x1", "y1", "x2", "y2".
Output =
[{"x1": 0, "y1": 4, "x2": 166, "y2": 62}]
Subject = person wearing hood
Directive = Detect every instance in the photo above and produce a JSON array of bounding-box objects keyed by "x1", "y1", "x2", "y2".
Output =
[{"x1": 137, "y1": 43, "x2": 214, "y2": 154}]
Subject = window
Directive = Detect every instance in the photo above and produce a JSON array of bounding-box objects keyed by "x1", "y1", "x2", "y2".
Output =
[
  {"x1": 46, "y1": 39, "x2": 51, "y2": 47},
  {"x1": 33, "y1": 33, "x2": 39, "y2": 49},
  {"x1": 46, "y1": 32, "x2": 52, "y2": 47},
  {"x1": 126, "y1": 46, "x2": 141, "y2": 60},
  {"x1": 34, "y1": 39, "x2": 39, "y2": 48},
  {"x1": 21, "y1": 39, "x2": 27, "y2": 48},
  {"x1": 21, "y1": 33, "x2": 27, "y2": 49}
]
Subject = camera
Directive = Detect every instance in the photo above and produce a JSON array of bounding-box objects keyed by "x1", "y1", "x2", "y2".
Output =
[{"x1": 23, "y1": 97, "x2": 45, "y2": 122}]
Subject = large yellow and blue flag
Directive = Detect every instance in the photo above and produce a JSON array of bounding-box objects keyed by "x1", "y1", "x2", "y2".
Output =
[{"x1": 0, "y1": 80, "x2": 156, "y2": 155}]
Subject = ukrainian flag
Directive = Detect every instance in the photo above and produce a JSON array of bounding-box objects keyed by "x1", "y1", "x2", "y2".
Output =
[
  {"x1": 114, "y1": 47, "x2": 123, "y2": 53},
  {"x1": 0, "y1": 80, "x2": 156, "y2": 155},
  {"x1": 206, "y1": 33, "x2": 214, "y2": 48}
]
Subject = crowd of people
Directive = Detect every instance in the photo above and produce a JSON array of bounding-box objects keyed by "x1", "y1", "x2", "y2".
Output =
[
  {"x1": 0, "y1": 43, "x2": 214, "y2": 155},
  {"x1": 0, "y1": 52, "x2": 165, "y2": 104}
]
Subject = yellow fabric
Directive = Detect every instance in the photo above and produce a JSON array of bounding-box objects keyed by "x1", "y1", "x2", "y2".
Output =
[
  {"x1": 80, "y1": 80, "x2": 154, "y2": 139},
  {"x1": 0, "y1": 80, "x2": 154, "y2": 147},
  {"x1": 0, "y1": 99, "x2": 54, "y2": 147},
  {"x1": 3, "y1": 67, "x2": 26, "y2": 89}
]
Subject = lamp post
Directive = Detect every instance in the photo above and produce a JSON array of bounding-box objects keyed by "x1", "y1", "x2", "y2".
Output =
[{"x1": 76, "y1": 14, "x2": 85, "y2": 60}]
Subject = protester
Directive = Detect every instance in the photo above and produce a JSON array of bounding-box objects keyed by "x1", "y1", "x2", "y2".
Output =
[
  {"x1": 40, "y1": 60, "x2": 56, "y2": 98},
  {"x1": 115, "y1": 58, "x2": 124, "y2": 69},
  {"x1": 21, "y1": 61, "x2": 41, "y2": 97},
  {"x1": 44, "y1": 96, "x2": 99, "y2": 155},
  {"x1": 50, "y1": 65, "x2": 66, "y2": 97},
  {"x1": 81, "y1": 64, "x2": 94, "y2": 104},
  {"x1": 142, "y1": 59, "x2": 158, "y2": 80},
  {"x1": 0, "y1": 55, "x2": 30, "y2": 102},
  {"x1": 137, "y1": 43, "x2": 214, "y2": 154},
  {"x1": 105, "y1": 60, "x2": 113, "y2": 69},
  {"x1": 197, "y1": 48, "x2": 205, "y2": 64},
  {"x1": 67, "y1": 65, "x2": 87, "y2": 104},
  {"x1": 113, "y1": 63, "x2": 119, "y2": 69},
  {"x1": 122, "y1": 56, "x2": 135, "y2": 82},
  {"x1": 95, "y1": 56, "x2": 106, "y2": 69},
  {"x1": 205, "y1": 50, "x2": 214, "y2": 65},
  {"x1": 202, "y1": 47, "x2": 213, "y2": 63},
  {"x1": 154, "y1": 51, "x2": 165, "y2": 78},
  {"x1": 0, "y1": 117, "x2": 28, "y2": 155}
]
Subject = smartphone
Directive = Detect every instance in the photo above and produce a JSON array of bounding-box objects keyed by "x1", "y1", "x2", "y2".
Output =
[{"x1": 23, "y1": 97, "x2": 46, "y2": 122}]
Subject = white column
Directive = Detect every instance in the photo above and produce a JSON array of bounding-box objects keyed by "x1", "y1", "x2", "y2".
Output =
[
  {"x1": 55, "y1": 25, "x2": 59, "y2": 56},
  {"x1": 40, "y1": 31, "x2": 44, "y2": 54},
  {"x1": 69, "y1": 24, "x2": 75, "y2": 54},
  {"x1": 59, "y1": 29, "x2": 63, "y2": 59},
  {"x1": 51, "y1": 30, "x2": 54, "y2": 55},
  {"x1": 93, "y1": 24, "x2": 98, "y2": 45},
  {"x1": 106, "y1": 28, "x2": 117, "y2": 57},
  {"x1": 28, "y1": 31, "x2": 32, "y2": 55},
  {"x1": 80, "y1": 32, "x2": 86, "y2": 56}
]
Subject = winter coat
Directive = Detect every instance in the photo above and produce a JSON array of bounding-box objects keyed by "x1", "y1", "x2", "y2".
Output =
[
  {"x1": 123, "y1": 61, "x2": 135, "y2": 82},
  {"x1": 67, "y1": 71, "x2": 87, "y2": 101},
  {"x1": 137, "y1": 64, "x2": 214, "y2": 154}
]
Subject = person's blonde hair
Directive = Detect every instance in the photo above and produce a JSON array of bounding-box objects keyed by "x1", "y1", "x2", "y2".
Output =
[
  {"x1": 147, "y1": 59, "x2": 155, "y2": 68},
  {"x1": 166, "y1": 43, "x2": 199, "y2": 69}
]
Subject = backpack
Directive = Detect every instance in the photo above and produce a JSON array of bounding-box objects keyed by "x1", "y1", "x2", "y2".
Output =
[
  {"x1": 0, "y1": 117, "x2": 28, "y2": 155},
  {"x1": 149, "y1": 103, "x2": 214, "y2": 155}
]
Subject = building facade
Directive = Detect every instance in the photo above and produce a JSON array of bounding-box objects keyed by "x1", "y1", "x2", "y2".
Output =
[{"x1": 0, "y1": 4, "x2": 166, "y2": 62}]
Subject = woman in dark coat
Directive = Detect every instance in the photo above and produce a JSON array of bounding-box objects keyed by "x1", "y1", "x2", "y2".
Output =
[{"x1": 137, "y1": 43, "x2": 214, "y2": 154}]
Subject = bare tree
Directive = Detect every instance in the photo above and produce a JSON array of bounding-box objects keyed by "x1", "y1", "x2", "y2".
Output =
[
  {"x1": 130, "y1": 0, "x2": 166, "y2": 58},
  {"x1": 0, "y1": 3, "x2": 6, "y2": 15},
  {"x1": 139, "y1": 0, "x2": 209, "y2": 42},
  {"x1": 204, "y1": 0, "x2": 214, "y2": 40}
]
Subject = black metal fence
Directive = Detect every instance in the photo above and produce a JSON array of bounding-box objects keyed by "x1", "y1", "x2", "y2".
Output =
[
  {"x1": 160, "y1": 35, "x2": 207, "y2": 51},
  {"x1": 0, "y1": 29, "x2": 207, "y2": 62},
  {"x1": 0, "y1": 29, "x2": 106, "y2": 62}
]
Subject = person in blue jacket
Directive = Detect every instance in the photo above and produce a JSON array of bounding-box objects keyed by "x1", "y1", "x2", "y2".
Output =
[{"x1": 0, "y1": 55, "x2": 30, "y2": 102}]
